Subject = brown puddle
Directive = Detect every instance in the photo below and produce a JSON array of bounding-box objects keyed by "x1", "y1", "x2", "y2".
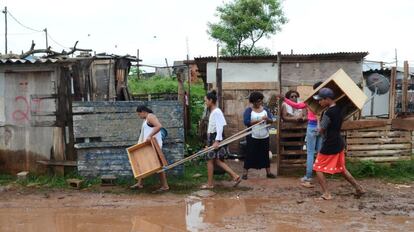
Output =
[{"x1": 0, "y1": 196, "x2": 413, "y2": 232}]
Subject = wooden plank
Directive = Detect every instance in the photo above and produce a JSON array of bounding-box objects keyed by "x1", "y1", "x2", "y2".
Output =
[
  {"x1": 392, "y1": 117, "x2": 414, "y2": 130},
  {"x1": 347, "y1": 143, "x2": 411, "y2": 151},
  {"x1": 389, "y1": 67, "x2": 397, "y2": 119},
  {"x1": 280, "y1": 141, "x2": 305, "y2": 146},
  {"x1": 151, "y1": 137, "x2": 168, "y2": 166},
  {"x1": 402, "y1": 61, "x2": 409, "y2": 112},
  {"x1": 341, "y1": 120, "x2": 389, "y2": 130},
  {"x1": 37, "y1": 160, "x2": 77, "y2": 167},
  {"x1": 348, "y1": 156, "x2": 412, "y2": 162},
  {"x1": 280, "y1": 163, "x2": 306, "y2": 168},
  {"x1": 346, "y1": 137, "x2": 410, "y2": 145},
  {"x1": 281, "y1": 150, "x2": 307, "y2": 155},
  {"x1": 347, "y1": 131, "x2": 410, "y2": 138},
  {"x1": 52, "y1": 127, "x2": 65, "y2": 175},
  {"x1": 281, "y1": 122, "x2": 307, "y2": 130},
  {"x1": 347, "y1": 149, "x2": 411, "y2": 157},
  {"x1": 280, "y1": 132, "x2": 306, "y2": 138},
  {"x1": 280, "y1": 159, "x2": 307, "y2": 164}
]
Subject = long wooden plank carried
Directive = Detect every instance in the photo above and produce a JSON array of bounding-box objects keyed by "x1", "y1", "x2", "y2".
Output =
[{"x1": 347, "y1": 143, "x2": 411, "y2": 151}]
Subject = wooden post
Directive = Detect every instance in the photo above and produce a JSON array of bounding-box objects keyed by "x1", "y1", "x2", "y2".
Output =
[
  {"x1": 402, "y1": 61, "x2": 409, "y2": 112},
  {"x1": 165, "y1": 58, "x2": 172, "y2": 77},
  {"x1": 3, "y1": 6, "x2": 7, "y2": 54},
  {"x1": 389, "y1": 67, "x2": 397, "y2": 119},
  {"x1": 187, "y1": 55, "x2": 191, "y2": 136},
  {"x1": 216, "y1": 68, "x2": 223, "y2": 108},
  {"x1": 276, "y1": 51, "x2": 282, "y2": 176},
  {"x1": 137, "y1": 49, "x2": 140, "y2": 79}
]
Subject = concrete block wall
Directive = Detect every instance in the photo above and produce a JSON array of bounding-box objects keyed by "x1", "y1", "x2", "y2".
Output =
[{"x1": 73, "y1": 101, "x2": 184, "y2": 177}]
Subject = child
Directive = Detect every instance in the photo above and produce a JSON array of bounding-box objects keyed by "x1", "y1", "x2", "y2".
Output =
[
  {"x1": 201, "y1": 90, "x2": 241, "y2": 189},
  {"x1": 312, "y1": 88, "x2": 365, "y2": 200}
]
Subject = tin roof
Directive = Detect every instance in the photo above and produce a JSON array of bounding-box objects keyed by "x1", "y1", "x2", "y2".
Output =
[
  {"x1": 194, "y1": 52, "x2": 368, "y2": 63},
  {"x1": 0, "y1": 58, "x2": 64, "y2": 64}
]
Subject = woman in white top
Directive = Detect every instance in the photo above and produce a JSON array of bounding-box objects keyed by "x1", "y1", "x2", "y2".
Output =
[
  {"x1": 130, "y1": 105, "x2": 169, "y2": 192},
  {"x1": 202, "y1": 90, "x2": 241, "y2": 189},
  {"x1": 242, "y1": 92, "x2": 276, "y2": 180}
]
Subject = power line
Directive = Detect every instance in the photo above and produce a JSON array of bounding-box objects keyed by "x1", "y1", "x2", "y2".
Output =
[
  {"x1": 7, "y1": 10, "x2": 42, "y2": 32},
  {"x1": 47, "y1": 33, "x2": 69, "y2": 49}
]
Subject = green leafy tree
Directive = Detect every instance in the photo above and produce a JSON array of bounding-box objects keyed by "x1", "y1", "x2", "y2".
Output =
[{"x1": 208, "y1": 0, "x2": 287, "y2": 56}]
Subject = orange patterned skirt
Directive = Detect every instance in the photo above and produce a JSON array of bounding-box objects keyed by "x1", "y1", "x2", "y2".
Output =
[{"x1": 313, "y1": 150, "x2": 346, "y2": 174}]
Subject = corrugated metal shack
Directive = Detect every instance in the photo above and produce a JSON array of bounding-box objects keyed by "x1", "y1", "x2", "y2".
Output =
[{"x1": 0, "y1": 55, "x2": 137, "y2": 174}]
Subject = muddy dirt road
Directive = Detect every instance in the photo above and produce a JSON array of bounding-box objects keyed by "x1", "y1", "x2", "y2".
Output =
[{"x1": 0, "y1": 162, "x2": 413, "y2": 232}]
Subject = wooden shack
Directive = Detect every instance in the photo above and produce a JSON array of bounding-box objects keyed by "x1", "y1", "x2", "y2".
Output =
[
  {"x1": 0, "y1": 55, "x2": 140, "y2": 174},
  {"x1": 194, "y1": 52, "x2": 368, "y2": 153}
]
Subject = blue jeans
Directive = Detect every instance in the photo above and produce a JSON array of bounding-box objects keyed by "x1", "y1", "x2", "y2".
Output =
[{"x1": 305, "y1": 126, "x2": 322, "y2": 179}]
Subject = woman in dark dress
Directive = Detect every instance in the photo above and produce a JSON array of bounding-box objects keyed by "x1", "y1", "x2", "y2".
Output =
[{"x1": 242, "y1": 92, "x2": 276, "y2": 180}]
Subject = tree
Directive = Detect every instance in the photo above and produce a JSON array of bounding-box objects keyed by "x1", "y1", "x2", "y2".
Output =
[{"x1": 208, "y1": 0, "x2": 287, "y2": 56}]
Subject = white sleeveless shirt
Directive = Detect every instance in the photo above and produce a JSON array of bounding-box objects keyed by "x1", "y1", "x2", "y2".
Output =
[{"x1": 141, "y1": 120, "x2": 163, "y2": 148}]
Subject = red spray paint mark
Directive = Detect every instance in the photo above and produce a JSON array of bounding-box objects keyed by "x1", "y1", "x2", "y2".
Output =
[
  {"x1": 11, "y1": 96, "x2": 43, "y2": 122},
  {"x1": 12, "y1": 96, "x2": 30, "y2": 121}
]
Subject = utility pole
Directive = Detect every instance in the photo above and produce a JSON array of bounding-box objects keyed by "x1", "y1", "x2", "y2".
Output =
[
  {"x1": 44, "y1": 28, "x2": 49, "y2": 48},
  {"x1": 3, "y1": 6, "x2": 7, "y2": 54},
  {"x1": 136, "y1": 49, "x2": 140, "y2": 79},
  {"x1": 395, "y1": 48, "x2": 398, "y2": 68}
]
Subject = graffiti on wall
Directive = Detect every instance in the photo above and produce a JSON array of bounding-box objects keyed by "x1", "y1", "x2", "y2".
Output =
[{"x1": 12, "y1": 96, "x2": 43, "y2": 123}]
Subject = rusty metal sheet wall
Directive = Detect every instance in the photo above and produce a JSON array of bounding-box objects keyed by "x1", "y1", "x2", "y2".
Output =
[{"x1": 0, "y1": 68, "x2": 58, "y2": 174}]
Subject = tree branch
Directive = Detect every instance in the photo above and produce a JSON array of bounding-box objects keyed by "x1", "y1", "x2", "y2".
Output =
[{"x1": 19, "y1": 40, "x2": 92, "y2": 59}]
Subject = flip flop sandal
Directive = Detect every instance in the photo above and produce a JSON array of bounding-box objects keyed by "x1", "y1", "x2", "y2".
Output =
[
  {"x1": 301, "y1": 182, "x2": 315, "y2": 188},
  {"x1": 130, "y1": 183, "x2": 144, "y2": 189},
  {"x1": 152, "y1": 188, "x2": 169, "y2": 194},
  {"x1": 200, "y1": 184, "x2": 214, "y2": 189},
  {"x1": 315, "y1": 194, "x2": 333, "y2": 200},
  {"x1": 233, "y1": 177, "x2": 242, "y2": 187}
]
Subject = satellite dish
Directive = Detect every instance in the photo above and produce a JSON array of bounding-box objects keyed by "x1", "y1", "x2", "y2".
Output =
[{"x1": 366, "y1": 73, "x2": 390, "y2": 95}]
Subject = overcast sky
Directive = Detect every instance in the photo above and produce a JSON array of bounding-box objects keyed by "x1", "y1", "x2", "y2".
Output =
[{"x1": 2, "y1": 0, "x2": 414, "y2": 69}]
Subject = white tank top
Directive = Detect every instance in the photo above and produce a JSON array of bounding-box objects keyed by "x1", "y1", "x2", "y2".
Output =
[
  {"x1": 251, "y1": 110, "x2": 269, "y2": 139},
  {"x1": 142, "y1": 120, "x2": 163, "y2": 148}
]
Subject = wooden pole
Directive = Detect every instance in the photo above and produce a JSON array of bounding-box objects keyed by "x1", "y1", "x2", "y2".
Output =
[
  {"x1": 216, "y1": 68, "x2": 223, "y2": 108},
  {"x1": 137, "y1": 49, "x2": 140, "y2": 79},
  {"x1": 402, "y1": 61, "x2": 409, "y2": 112},
  {"x1": 389, "y1": 67, "x2": 397, "y2": 119},
  {"x1": 3, "y1": 7, "x2": 7, "y2": 54},
  {"x1": 44, "y1": 28, "x2": 48, "y2": 49},
  {"x1": 187, "y1": 54, "x2": 191, "y2": 136},
  {"x1": 276, "y1": 51, "x2": 282, "y2": 176},
  {"x1": 165, "y1": 58, "x2": 172, "y2": 77}
]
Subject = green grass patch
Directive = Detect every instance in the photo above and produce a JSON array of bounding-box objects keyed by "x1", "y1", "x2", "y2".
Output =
[
  {"x1": 0, "y1": 161, "x2": 244, "y2": 194},
  {"x1": 346, "y1": 159, "x2": 414, "y2": 182}
]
